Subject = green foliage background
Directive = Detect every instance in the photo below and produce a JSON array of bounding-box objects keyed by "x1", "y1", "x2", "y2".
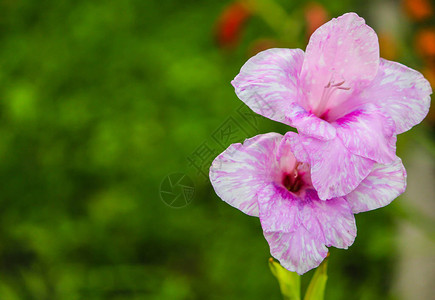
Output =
[{"x1": 0, "y1": 0, "x2": 432, "y2": 299}]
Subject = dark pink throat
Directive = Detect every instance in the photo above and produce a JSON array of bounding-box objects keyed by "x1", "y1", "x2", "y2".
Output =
[{"x1": 282, "y1": 172, "x2": 303, "y2": 193}]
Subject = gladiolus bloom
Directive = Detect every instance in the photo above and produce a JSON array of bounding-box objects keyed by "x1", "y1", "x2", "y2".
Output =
[
  {"x1": 232, "y1": 13, "x2": 432, "y2": 200},
  {"x1": 210, "y1": 132, "x2": 406, "y2": 274}
]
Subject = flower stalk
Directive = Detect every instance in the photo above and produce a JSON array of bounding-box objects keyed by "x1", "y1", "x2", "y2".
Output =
[{"x1": 269, "y1": 254, "x2": 329, "y2": 300}]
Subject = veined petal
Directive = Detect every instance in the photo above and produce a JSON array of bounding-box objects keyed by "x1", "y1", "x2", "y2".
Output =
[
  {"x1": 280, "y1": 131, "x2": 310, "y2": 163},
  {"x1": 345, "y1": 157, "x2": 407, "y2": 213},
  {"x1": 257, "y1": 184, "x2": 301, "y2": 233},
  {"x1": 258, "y1": 186, "x2": 356, "y2": 274},
  {"x1": 334, "y1": 104, "x2": 396, "y2": 164},
  {"x1": 264, "y1": 230, "x2": 328, "y2": 275},
  {"x1": 303, "y1": 190, "x2": 356, "y2": 248},
  {"x1": 258, "y1": 184, "x2": 327, "y2": 274},
  {"x1": 300, "y1": 135, "x2": 375, "y2": 200},
  {"x1": 358, "y1": 59, "x2": 432, "y2": 134},
  {"x1": 286, "y1": 102, "x2": 336, "y2": 140},
  {"x1": 232, "y1": 48, "x2": 305, "y2": 125},
  {"x1": 301, "y1": 13, "x2": 379, "y2": 111},
  {"x1": 209, "y1": 133, "x2": 282, "y2": 216}
]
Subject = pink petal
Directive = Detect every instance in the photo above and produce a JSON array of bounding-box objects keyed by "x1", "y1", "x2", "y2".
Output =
[
  {"x1": 304, "y1": 190, "x2": 356, "y2": 248},
  {"x1": 334, "y1": 104, "x2": 396, "y2": 164},
  {"x1": 232, "y1": 48, "x2": 305, "y2": 125},
  {"x1": 275, "y1": 136, "x2": 298, "y2": 175},
  {"x1": 301, "y1": 13, "x2": 379, "y2": 112},
  {"x1": 258, "y1": 185, "x2": 356, "y2": 274},
  {"x1": 257, "y1": 184, "x2": 302, "y2": 233},
  {"x1": 209, "y1": 133, "x2": 282, "y2": 216},
  {"x1": 286, "y1": 102, "x2": 336, "y2": 140},
  {"x1": 264, "y1": 230, "x2": 328, "y2": 275},
  {"x1": 300, "y1": 135, "x2": 375, "y2": 200},
  {"x1": 345, "y1": 158, "x2": 407, "y2": 213},
  {"x1": 358, "y1": 59, "x2": 432, "y2": 134},
  {"x1": 280, "y1": 131, "x2": 310, "y2": 163},
  {"x1": 258, "y1": 185, "x2": 326, "y2": 274}
]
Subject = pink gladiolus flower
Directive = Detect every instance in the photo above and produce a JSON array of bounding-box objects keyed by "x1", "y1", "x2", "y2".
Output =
[
  {"x1": 232, "y1": 13, "x2": 432, "y2": 200},
  {"x1": 209, "y1": 132, "x2": 406, "y2": 274}
]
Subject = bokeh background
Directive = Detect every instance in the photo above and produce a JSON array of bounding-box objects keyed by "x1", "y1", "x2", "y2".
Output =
[{"x1": 0, "y1": 0, "x2": 434, "y2": 299}]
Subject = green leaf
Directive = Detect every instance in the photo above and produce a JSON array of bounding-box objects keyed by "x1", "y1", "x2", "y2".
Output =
[
  {"x1": 303, "y1": 254, "x2": 329, "y2": 300},
  {"x1": 268, "y1": 258, "x2": 301, "y2": 300}
]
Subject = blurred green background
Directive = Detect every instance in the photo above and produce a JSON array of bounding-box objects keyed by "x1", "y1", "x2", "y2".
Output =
[{"x1": 0, "y1": 0, "x2": 434, "y2": 299}]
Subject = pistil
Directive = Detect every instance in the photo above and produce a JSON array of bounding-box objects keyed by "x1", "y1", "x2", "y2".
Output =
[{"x1": 282, "y1": 167, "x2": 303, "y2": 193}]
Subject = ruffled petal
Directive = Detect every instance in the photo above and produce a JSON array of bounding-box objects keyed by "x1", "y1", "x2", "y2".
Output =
[
  {"x1": 334, "y1": 104, "x2": 396, "y2": 164},
  {"x1": 209, "y1": 133, "x2": 282, "y2": 216},
  {"x1": 232, "y1": 48, "x2": 305, "y2": 125},
  {"x1": 357, "y1": 59, "x2": 432, "y2": 134},
  {"x1": 258, "y1": 186, "x2": 355, "y2": 274},
  {"x1": 300, "y1": 135, "x2": 375, "y2": 200},
  {"x1": 258, "y1": 184, "x2": 327, "y2": 274},
  {"x1": 264, "y1": 230, "x2": 328, "y2": 275},
  {"x1": 301, "y1": 13, "x2": 379, "y2": 111},
  {"x1": 286, "y1": 102, "x2": 336, "y2": 140},
  {"x1": 257, "y1": 184, "x2": 301, "y2": 233},
  {"x1": 345, "y1": 157, "x2": 407, "y2": 213},
  {"x1": 303, "y1": 190, "x2": 356, "y2": 248}
]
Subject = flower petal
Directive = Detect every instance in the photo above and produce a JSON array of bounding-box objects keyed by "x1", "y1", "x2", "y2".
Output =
[
  {"x1": 334, "y1": 104, "x2": 396, "y2": 164},
  {"x1": 280, "y1": 131, "x2": 310, "y2": 163},
  {"x1": 286, "y1": 102, "x2": 336, "y2": 140},
  {"x1": 301, "y1": 13, "x2": 379, "y2": 110},
  {"x1": 300, "y1": 135, "x2": 375, "y2": 200},
  {"x1": 258, "y1": 185, "x2": 355, "y2": 274},
  {"x1": 264, "y1": 230, "x2": 328, "y2": 275},
  {"x1": 345, "y1": 157, "x2": 407, "y2": 213},
  {"x1": 257, "y1": 184, "x2": 327, "y2": 274},
  {"x1": 257, "y1": 184, "x2": 302, "y2": 233},
  {"x1": 358, "y1": 59, "x2": 432, "y2": 134},
  {"x1": 209, "y1": 133, "x2": 282, "y2": 216},
  {"x1": 304, "y1": 190, "x2": 356, "y2": 248},
  {"x1": 232, "y1": 48, "x2": 305, "y2": 125}
]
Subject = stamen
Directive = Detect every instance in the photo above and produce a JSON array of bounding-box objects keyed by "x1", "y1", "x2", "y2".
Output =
[
  {"x1": 331, "y1": 80, "x2": 345, "y2": 87},
  {"x1": 313, "y1": 77, "x2": 350, "y2": 117}
]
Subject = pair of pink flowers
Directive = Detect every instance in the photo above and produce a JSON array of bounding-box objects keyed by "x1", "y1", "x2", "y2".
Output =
[{"x1": 210, "y1": 13, "x2": 432, "y2": 274}]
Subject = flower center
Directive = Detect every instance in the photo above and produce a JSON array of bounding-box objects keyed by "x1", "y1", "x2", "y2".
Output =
[
  {"x1": 313, "y1": 78, "x2": 350, "y2": 119},
  {"x1": 282, "y1": 170, "x2": 303, "y2": 193}
]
